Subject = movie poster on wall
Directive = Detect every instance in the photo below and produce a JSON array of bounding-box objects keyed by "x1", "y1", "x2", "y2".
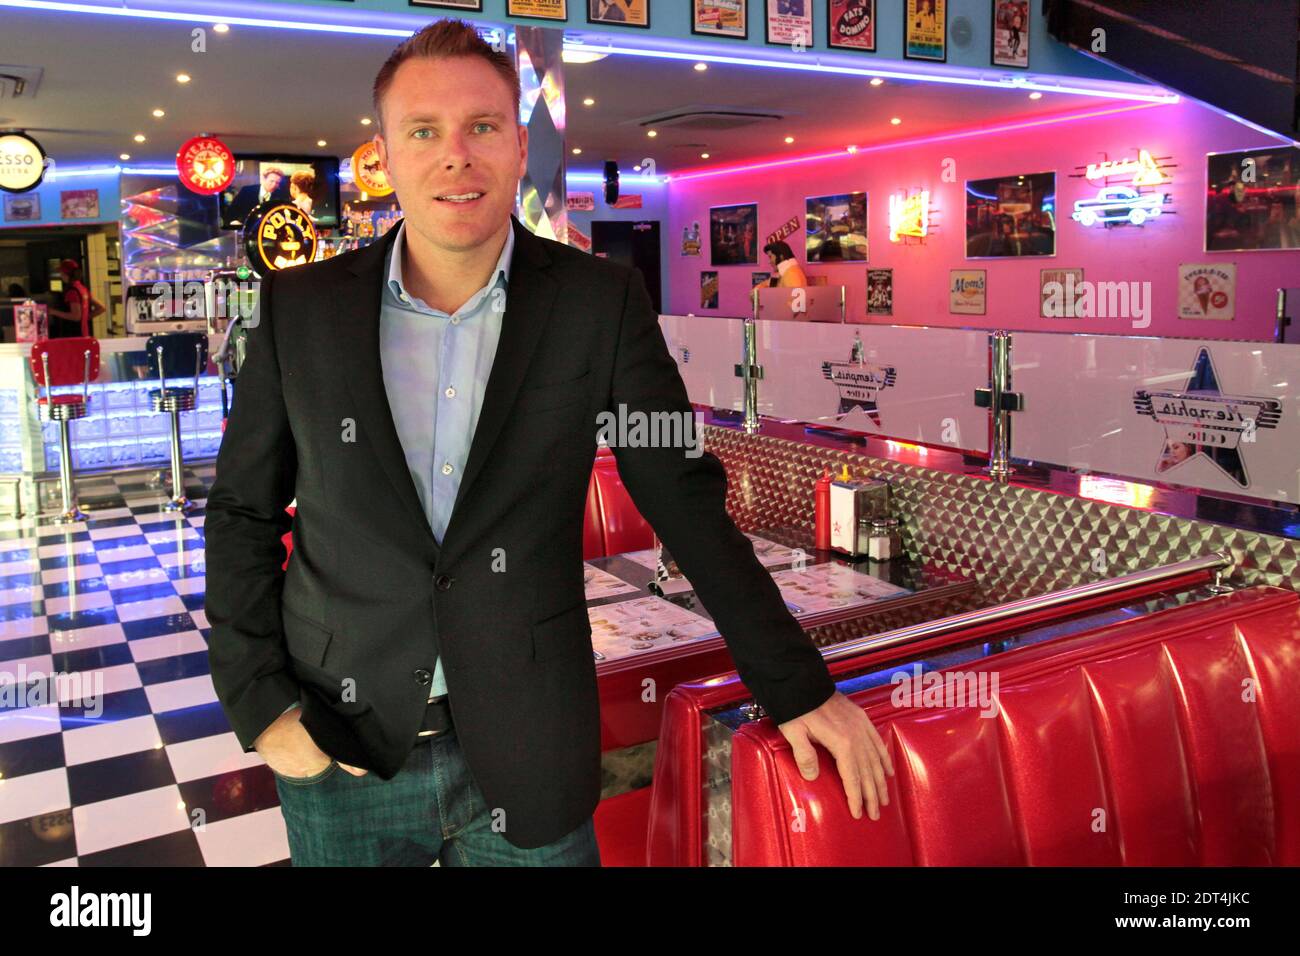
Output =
[
  {"x1": 60, "y1": 189, "x2": 100, "y2": 220},
  {"x1": 991, "y1": 0, "x2": 1029, "y2": 68},
  {"x1": 965, "y1": 172, "x2": 1056, "y2": 257},
  {"x1": 710, "y1": 202, "x2": 759, "y2": 265},
  {"x1": 694, "y1": 0, "x2": 748, "y2": 38},
  {"x1": 828, "y1": 0, "x2": 876, "y2": 50},
  {"x1": 904, "y1": 0, "x2": 945, "y2": 61},
  {"x1": 806, "y1": 192, "x2": 867, "y2": 262},
  {"x1": 1178, "y1": 263, "x2": 1236, "y2": 321},
  {"x1": 701, "y1": 271, "x2": 720, "y2": 308},
  {"x1": 507, "y1": 0, "x2": 566, "y2": 19},
  {"x1": 681, "y1": 220, "x2": 702, "y2": 256},
  {"x1": 1205, "y1": 145, "x2": 1300, "y2": 252},
  {"x1": 587, "y1": 0, "x2": 649, "y2": 27},
  {"x1": 766, "y1": 0, "x2": 813, "y2": 46},
  {"x1": 866, "y1": 268, "x2": 893, "y2": 315},
  {"x1": 949, "y1": 269, "x2": 986, "y2": 314}
]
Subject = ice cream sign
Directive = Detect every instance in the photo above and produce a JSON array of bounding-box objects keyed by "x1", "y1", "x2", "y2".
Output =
[{"x1": 1070, "y1": 149, "x2": 1174, "y2": 228}]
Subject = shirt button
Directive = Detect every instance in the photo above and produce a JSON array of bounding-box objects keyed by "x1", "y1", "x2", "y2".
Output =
[
  {"x1": 400, "y1": 293, "x2": 410, "y2": 303},
  {"x1": 444, "y1": 386, "x2": 456, "y2": 398},
  {"x1": 451, "y1": 316, "x2": 460, "y2": 325},
  {"x1": 413, "y1": 668, "x2": 433, "y2": 685},
  {"x1": 441, "y1": 462, "x2": 453, "y2": 475},
  {"x1": 434, "y1": 574, "x2": 453, "y2": 591}
]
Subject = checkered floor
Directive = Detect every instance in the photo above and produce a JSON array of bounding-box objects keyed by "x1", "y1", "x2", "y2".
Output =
[{"x1": 0, "y1": 464, "x2": 293, "y2": 866}]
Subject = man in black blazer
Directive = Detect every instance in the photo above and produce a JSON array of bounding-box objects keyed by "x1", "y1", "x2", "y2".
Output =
[{"x1": 205, "y1": 18, "x2": 892, "y2": 866}]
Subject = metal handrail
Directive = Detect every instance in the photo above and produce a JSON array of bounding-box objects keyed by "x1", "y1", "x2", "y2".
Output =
[{"x1": 821, "y1": 550, "x2": 1232, "y2": 664}]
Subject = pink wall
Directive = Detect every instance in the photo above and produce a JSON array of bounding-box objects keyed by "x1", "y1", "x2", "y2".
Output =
[{"x1": 667, "y1": 100, "x2": 1299, "y2": 341}]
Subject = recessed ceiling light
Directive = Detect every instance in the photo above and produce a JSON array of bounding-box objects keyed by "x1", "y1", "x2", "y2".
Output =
[
  {"x1": 890, "y1": 117, "x2": 902, "y2": 125},
  {"x1": 361, "y1": 117, "x2": 372, "y2": 126},
  {"x1": 647, "y1": 129, "x2": 657, "y2": 137},
  {"x1": 213, "y1": 23, "x2": 229, "y2": 33},
  {"x1": 694, "y1": 62, "x2": 708, "y2": 72},
  {"x1": 1028, "y1": 91, "x2": 1043, "y2": 99},
  {"x1": 119, "y1": 153, "x2": 131, "y2": 161},
  {"x1": 152, "y1": 108, "x2": 165, "y2": 118},
  {"x1": 701, "y1": 152, "x2": 710, "y2": 159},
  {"x1": 784, "y1": 136, "x2": 794, "y2": 144},
  {"x1": 869, "y1": 78, "x2": 884, "y2": 86},
  {"x1": 846, "y1": 145, "x2": 859, "y2": 153},
  {"x1": 582, "y1": 97, "x2": 595, "y2": 106},
  {"x1": 572, "y1": 147, "x2": 582, "y2": 154},
  {"x1": 633, "y1": 164, "x2": 641, "y2": 171},
  {"x1": 176, "y1": 73, "x2": 191, "y2": 84},
  {"x1": 317, "y1": 139, "x2": 327, "y2": 147},
  {"x1": 133, "y1": 133, "x2": 146, "y2": 143}
]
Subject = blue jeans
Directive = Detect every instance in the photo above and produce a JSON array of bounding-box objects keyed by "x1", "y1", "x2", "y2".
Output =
[{"x1": 273, "y1": 728, "x2": 601, "y2": 866}]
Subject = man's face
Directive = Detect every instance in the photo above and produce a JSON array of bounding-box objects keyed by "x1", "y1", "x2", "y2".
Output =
[
  {"x1": 375, "y1": 55, "x2": 527, "y2": 253},
  {"x1": 263, "y1": 171, "x2": 282, "y2": 193}
]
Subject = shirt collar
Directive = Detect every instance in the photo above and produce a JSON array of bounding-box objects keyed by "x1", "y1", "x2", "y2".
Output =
[
  {"x1": 776, "y1": 257, "x2": 797, "y2": 276},
  {"x1": 386, "y1": 219, "x2": 515, "y2": 309}
]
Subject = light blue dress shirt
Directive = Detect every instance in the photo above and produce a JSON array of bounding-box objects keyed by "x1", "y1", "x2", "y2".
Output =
[{"x1": 280, "y1": 221, "x2": 513, "y2": 718}]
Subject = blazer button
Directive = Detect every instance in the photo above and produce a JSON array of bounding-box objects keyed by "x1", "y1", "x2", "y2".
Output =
[
  {"x1": 413, "y1": 669, "x2": 433, "y2": 685},
  {"x1": 435, "y1": 573, "x2": 453, "y2": 591}
]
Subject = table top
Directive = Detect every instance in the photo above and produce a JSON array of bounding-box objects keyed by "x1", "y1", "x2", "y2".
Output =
[{"x1": 583, "y1": 526, "x2": 973, "y2": 666}]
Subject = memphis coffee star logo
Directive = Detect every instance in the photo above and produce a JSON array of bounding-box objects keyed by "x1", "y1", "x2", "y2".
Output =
[
  {"x1": 1133, "y1": 347, "x2": 1281, "y2": 487},
  {"x1": 821, "y1": 359, "x2": 897, "y2": 426}
]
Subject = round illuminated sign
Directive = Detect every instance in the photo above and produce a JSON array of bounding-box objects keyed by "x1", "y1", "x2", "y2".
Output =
[
  {"x1": 242, "y1": 202, "x2": 318, "y2": 276},
  {"x1": 351, "y1": 141, "x2": 393, "y2": 197},
  {"x1": 176, "y1": 135, "x2": 235, "y2": 195},
  {"x1": 0, "y1": 132, "x2": 48, "y2": 194}
]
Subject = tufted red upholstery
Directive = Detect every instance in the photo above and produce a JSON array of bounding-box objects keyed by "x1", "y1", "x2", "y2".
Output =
[{"x1": 715, "y1": 586, "x2": 1300, "y2": 866}]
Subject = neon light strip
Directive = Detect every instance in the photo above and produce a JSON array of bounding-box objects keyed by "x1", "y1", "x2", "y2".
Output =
[
  {"x1": 566, "y1": 173, "x2": 666, "y2": 185},
  {"x1": 2, "y1": 0, "x2": 1173, "y2": 105},
  {"x1": 670, "y1": 102, "x2": 1171, "y2": 182}
]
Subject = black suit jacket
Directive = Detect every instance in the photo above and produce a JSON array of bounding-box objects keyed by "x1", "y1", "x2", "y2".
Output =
[{"x1": 204, "y1": 214, "x2": 836, "y2": 849}]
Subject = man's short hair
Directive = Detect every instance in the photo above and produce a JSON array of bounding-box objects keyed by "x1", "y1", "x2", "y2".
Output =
[{"x1": 372, "y1": 18, "x2": 521, "y2": 133}]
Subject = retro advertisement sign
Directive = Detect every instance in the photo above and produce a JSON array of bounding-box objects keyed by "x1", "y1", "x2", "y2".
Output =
[
  {"x1": 0, "y1": 131, "x2": 47, "y2": 193},
  {"x1": 176, "y1": 135, "x2": 235, "y2": 195},
  {"x1": 243, "y1": 202, "x2": 318, "y2": 276},
  {"x1": 1178, "y1": 263, "x2": 1235, "y2": 321},
  {"x1": 351, "y1": 141, "x2": 394, "y2": 197}
]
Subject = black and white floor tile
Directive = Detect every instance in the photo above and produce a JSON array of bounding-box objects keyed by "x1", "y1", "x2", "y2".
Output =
[{"x1": 0, "y1": 465, "x2": 293, "y2": 867}]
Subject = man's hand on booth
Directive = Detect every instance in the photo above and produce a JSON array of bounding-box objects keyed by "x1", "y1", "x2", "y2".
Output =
[{"x1": 779, "y1": 691, "x2": 895, "y2": 821}]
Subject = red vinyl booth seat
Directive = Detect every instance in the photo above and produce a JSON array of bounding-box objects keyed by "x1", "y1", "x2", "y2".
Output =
[
  {"x1": 283, "y1": 446, "x2": 651, "y2": 569},
  {"x1": 652, "y1": 586, "x2": 1300, "y2": 866}
]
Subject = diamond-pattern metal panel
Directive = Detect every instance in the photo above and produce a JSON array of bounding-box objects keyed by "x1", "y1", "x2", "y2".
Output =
[
  {"x1": 703, "y1": 426, "x2": 1300, "y2": 602},
  {"x1": 514, "y1": 25, "x2": 566, "y2": 243}
]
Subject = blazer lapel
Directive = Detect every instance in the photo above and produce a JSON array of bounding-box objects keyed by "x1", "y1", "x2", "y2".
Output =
[
  {"x1": 331, "y1": 214, "x2": 560, "y2": 562},
  {"x1": 441, "y1": 214, "x2": 559, "y2": 566},
  {"x1": 335, "y1": 225, "x2": 440, "y2": 551}
]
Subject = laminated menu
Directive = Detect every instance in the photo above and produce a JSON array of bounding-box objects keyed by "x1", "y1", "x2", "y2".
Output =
[
  {"x1": 587, "y1": 595, "x2": 719, "y2": 661},
  {"x1": 770, "y1": 562, "x2": 911, "y2": 615}
]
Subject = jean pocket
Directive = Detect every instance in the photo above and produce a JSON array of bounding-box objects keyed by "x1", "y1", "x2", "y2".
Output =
[{"x1": 272, "y1": 759, "x2": 339, "y2": 786}]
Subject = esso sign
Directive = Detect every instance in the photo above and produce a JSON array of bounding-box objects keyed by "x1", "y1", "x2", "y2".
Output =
[{"x1": 0, "y1": 132, "x2": 47, "y2": 193}]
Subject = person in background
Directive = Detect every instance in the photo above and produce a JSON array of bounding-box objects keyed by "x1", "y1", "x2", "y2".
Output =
[
  {"x1": 290, "y1": 170, "x2": 316, "y2": 216},
  {"x1": 753, "y1": 240, "x2": 809, "y2": 292},
  {"x1": 46, "y1": 259, "x2": 103, "y2": 338}
]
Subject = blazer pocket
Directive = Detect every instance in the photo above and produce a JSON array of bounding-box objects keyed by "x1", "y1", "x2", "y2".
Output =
[
  {"x1": 517, "y1": 368, "x2": 592, "y2": 413},
  {"x1": 282, "y1": 606, "x2": 333, "y2": 668},
  {"x1": 531, "y1": 601, "x2": 593, "y2": 662}
]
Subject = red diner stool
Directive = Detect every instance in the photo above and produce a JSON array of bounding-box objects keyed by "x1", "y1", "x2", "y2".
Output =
[
  {"x1": 145, "y1": 331, "x2": 208, "y2": 512},
  {"x1": 29, "y1": 337, "x2": 100, "y2": 523}
]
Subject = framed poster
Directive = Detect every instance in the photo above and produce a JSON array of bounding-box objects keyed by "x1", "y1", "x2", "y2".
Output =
[
  {"x1": 409, "y1": 1, "x2": 483, "y2": 10},
  {"x1": 60, "y1": 189, "x2": 100, "y2": 220},
  {"x1": 949, "y1": 269, "x2": 986, "y2": 314},
  {"x1": 991, "y1": 0, "x2": 1029, "y2": 68},
  {"x1": 694, "y1": 0, "x2": 748, "y2": 39},
  {"x1": 3, "y1": 193, "x2": 39, "y2": 222},
  {"x1": 752, "y1": 271, "x2": 773, "y2": 288},
  {"x1": 866, "y1": 268, "x2": 893, "y2": 315},
  {"x1": 1178, "y1": 263, "x2": 1236, "y2": 321},
  {"x1": 965, "y1": 171, "x2": 1056, "y2": 257},
  {"x1": 507, "y1": 0, "x2": 567, "y2": 19},
  {"x1": 828, "y1": 0, "x2": 875, "y2": 51},
  {"x1": 1205, "y1": 145, "x2": 1300, "y2": 252},
  {"x1": 588, "y1": 0, "x2": 648, "y2": 26},
  {"x1": 904, "y1": 0, "x2": 945, "y2": 62},
  {"x1": 1039, "y1": 268, "x2": 1084, "y2": 318},
  {"x1": 701, "y1": 271, "x2": 720, "y2": 309},
  {"x1": 766, "y1": 0, "x2": 813, "y2": 46},
  {"x1": 710, "y1": 202, "x2": 759, "y2": 265},
  {"x1": 806, "y1": 191, "x2": 867, "y2": 262},
  {"x1": 681, "y1": 220, "x2": 702, "y2": 256}
]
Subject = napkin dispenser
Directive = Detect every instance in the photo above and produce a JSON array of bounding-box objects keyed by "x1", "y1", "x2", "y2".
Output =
[{"x1": 829, "y1": 478, "x2": 890, "y2": 555}]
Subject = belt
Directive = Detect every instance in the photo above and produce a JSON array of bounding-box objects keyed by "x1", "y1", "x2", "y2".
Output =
[{"x1": 417, "y1": 694, "x2": 453, "y2": 739}]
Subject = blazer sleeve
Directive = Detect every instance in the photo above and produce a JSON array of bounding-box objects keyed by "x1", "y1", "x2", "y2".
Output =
[
  {"x1": 605, "y1": 268, "x2": 837, "y2": 724},
  {"x1": 204, "y1": 270, "x2": 302, "y2": 751}
]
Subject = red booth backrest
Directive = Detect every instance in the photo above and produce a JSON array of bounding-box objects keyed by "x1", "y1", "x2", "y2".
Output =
[
  {"x1": 30, "y1": 337, "x2": 101, "y2": 388},
  {"x1": 728, "y1": 586, "x2": 1300, "y2": 866}
]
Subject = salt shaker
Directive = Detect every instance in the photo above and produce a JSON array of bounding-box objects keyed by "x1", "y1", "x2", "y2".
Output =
[{"x1": 867, "y1": 517, "x2": 902, "y2": 561}]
